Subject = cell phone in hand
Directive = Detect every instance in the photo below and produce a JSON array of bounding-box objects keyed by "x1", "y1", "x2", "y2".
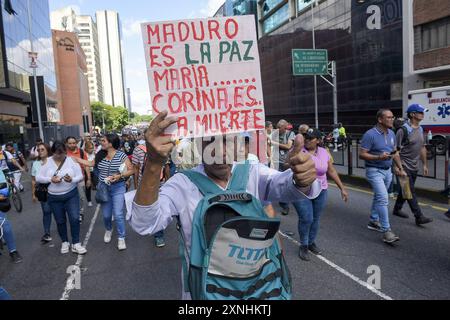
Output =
[{"x1": 390, "y1": 147, "x2": 401, "y2": 156}]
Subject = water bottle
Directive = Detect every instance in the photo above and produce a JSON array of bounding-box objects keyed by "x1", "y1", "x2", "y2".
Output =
[{"x1": 427, "y1": 130, "x2": 433, "y2": 144}]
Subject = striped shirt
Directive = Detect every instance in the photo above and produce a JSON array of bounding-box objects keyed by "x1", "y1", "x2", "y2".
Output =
[
  {"x1": 97, "y1": 151, "x2": 127, "y2": 183},
  {"x1": 132, "y1": 144, "x2": 146, "y2": 184}
]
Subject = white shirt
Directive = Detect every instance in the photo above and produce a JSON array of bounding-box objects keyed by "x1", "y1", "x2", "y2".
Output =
[
  {"x1": 0, "y1": 151, "x2": 12, "y2": 171},
  {"x1": 36, "y1": 157, "x2": 83, "y2": 195},
  {"x1": 125, "y1": 163, "x2": 321, "y2": 299}
]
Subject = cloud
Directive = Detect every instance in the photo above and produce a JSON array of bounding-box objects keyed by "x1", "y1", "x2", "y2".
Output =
[
  {"x1": 200, "y1": 0, "x2": 225, "y2": 17},
  {"x1": 129, "y1": 89, "x2": 152, "y2": 115},
  {"x1": 123, "y1": 19, "x2": 145, "y2": 38}
]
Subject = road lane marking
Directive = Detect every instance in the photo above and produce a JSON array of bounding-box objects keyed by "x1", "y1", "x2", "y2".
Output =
[
  {"x1": 279, "y1": 231, "x2": 394, "y2": 301},
  {"x1": 329, "y1": 183, "x2": 448, "y2": 213},
  {"x1": 60, "y1": 205, "x2": 100, "y2": 300}
]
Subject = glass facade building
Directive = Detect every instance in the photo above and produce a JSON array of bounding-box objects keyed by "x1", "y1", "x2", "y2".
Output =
[
  {"x1": 0, "y1": 0, "x2": 57, "y2": 144},
  {"x1": 258, "y1": 0, "x2": 403, "y2": 134},
  {"x1": 215, "y1": 0, "x2": 258, "y2": 19},
  {"x1": 1, "y1": 0, "x2": 57, "y2": 97}
]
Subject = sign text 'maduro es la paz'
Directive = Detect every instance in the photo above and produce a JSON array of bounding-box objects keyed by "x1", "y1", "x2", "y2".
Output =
[{"x1": 141, "y1": 15, "x2": 265, "y2": 138}]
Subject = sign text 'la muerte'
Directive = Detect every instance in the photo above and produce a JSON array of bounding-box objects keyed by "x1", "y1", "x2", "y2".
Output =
[{"x1": 141, "y1": 16, "x2": 265, "y2": 138}]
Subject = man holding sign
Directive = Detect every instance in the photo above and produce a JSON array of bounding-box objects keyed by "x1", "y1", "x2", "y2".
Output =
[{"x1": 127, "y1": 16, "x2": 321, "y2": 300}]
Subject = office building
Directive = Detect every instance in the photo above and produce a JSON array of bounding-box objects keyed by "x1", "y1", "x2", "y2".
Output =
[
  {"x1": 52, "y1": 30, "x2": 91, "y2": 135},
  {"x1": 0, "y1": 0, "x2": 59, "y2": 144},
  {"x1": 256, "y1": 0, "x2": 404, "y2": 133},
  {"x1": 96, "y1": 10, "x2": 126, "y2": 108},
  {"x1": 51, "y1": 7, "x2": 103, "y2": 103},
  {"x1": 403, "y1": 0, "x2": 450, "y2": 96}
]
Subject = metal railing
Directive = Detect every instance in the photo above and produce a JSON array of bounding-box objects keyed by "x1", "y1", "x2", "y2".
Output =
[{"x1": 329, "y1": 135, "x2": 450, "y2": 194}]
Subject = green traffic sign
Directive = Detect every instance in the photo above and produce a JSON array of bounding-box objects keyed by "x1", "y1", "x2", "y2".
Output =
[{"x1": 292, "y1": 49, "x2": 328, "y2": 76}]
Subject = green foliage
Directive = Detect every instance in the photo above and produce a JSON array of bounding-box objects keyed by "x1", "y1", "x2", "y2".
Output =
[{"x1": 91, "y1": 102, "x2": 151, "y2": 132}]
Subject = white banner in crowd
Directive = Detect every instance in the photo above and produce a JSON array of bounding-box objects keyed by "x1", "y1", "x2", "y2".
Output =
[{"x1": 141, "y1": 15, "x2": 265, "y2": 138}]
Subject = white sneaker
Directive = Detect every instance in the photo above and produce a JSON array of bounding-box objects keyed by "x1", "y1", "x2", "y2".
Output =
[
  {"x1": 71, "y1": 243, "x2": 87, "y2": 255},
  {"x1": 88, "y1": 202, "x2": 93, "y2": 207},
  {"x1": 104, "y1": 230, "x2": 112, "y2": 244},
  {"x1": 61, "y1": 242, "x2": 70, "y2": 254},
  {"x1": 118, "y1": 238, "x2": 126, "y2": 251}
]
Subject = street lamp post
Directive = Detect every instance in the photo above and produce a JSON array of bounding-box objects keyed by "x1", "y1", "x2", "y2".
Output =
[
  {"x1": 311, "y1": 0, "x2": 319, "y2": 129},
  {"x1": 27, "y1": 0, "x2": 44, "y2": 142}
]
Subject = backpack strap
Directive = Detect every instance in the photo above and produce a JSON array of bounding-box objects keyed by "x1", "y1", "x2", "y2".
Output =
[
  {"x1": 227, "y1": 162, "x2": 250, "y2": 192},
  {"x1": 181, "y1": 170, "x2": 223, "y2": 196}
]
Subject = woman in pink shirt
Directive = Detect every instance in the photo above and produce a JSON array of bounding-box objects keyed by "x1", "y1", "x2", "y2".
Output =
[{"x1": 293, "y1": 128, "x2": 349, "y2": 261}]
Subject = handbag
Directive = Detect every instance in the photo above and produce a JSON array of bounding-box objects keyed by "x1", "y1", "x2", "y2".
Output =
[
  {"x1": 95, "y1": 182, "x2": 110, "y2": 204},
  {"x1": 35, "y1": 158, "x2": 66, "y2": 202},
  {"x1": 95, "y1": 155, "x2": 113, "y2": 204},
  {"x1": 35, "y1": 183, "x2": 50, "y2": 202}
]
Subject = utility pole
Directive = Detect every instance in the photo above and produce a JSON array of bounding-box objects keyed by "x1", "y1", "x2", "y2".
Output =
[
  {"x1": 332, "y1": 61, "x2": 338, "y2": 125},
  {"x1": 311, "y1": 0, "x2": 319, "y2": 129},
  {"x1": 27, "y1": 0, "x2": 44, "y2": 142}
]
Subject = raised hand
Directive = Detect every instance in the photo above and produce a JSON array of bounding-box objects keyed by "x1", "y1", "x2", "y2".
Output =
[
  {"x1": 145, "y1": 111, "x2": 178, "y2": 166},
  {"x1": 288, "y1": 134, "x2": 316, "y2": 188}
]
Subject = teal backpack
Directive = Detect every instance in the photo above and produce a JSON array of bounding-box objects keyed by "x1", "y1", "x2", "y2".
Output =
[{"x1": 178, "y1": 162, "x2": 292, "y2": 300}]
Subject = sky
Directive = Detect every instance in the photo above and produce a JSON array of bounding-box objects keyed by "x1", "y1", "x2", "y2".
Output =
[{"x1": 49, "y1": 0, "x2": 225, "y2": 115}]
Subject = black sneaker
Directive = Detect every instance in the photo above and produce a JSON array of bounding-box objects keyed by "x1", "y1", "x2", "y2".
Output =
[
  {"x1": 308, "y1": 243, "x2": 322, "y2": 255},
  {"x1": 41, "y1": 234, "x2": 52, "y2": 243},
  {"x1": 298, "y1": 246, "x2": 310, "y2": 261},
  {"x1": 444, "y1": 210, "x2": 450, "y2": 220},
  {"x1": 281, "y1": 208, "x2": 290, "y2": 216},
  {"x1": 367, "y1": 221, "x2": 383, "y2": 232},
  {"x1": 10, "y1": 251, "x2": 23, "y2": 264},
  {"x1": 393, "y1": 210, "x2": 409, "y2": 219},
  {"x1": 416, "y1": 216, "x2": 433, "y2": 226},
  {"x1": 79, "y1": 214, "x2": 84, "y2": 223}
]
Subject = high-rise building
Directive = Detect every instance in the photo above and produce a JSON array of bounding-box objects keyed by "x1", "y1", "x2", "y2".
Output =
[
  {"x1": 403, "y1": 0, "x2": 450, "y2": 95},
  {"x1": 76, "y1": 15, "x2": 103, "y2": 103},
  {"x1": 52, "y1": 30, "x2": 92, "y2": 135},
  {"x1": 127, "y1": 88, "x2": 131, "y2": 115},
  {"x1": 50, "y1": 7, "x2": 103, "y2": 103},
  {"x1": 50, "y1": 6, "x2": 78, "y2": 32},
  {"x1": 256, "y1": 0, "x2": 403, "y2": 133},
  {"x1": 96, "y1": 10, "x2": 126, "y2": 108},
  {"x1": 0, "y1": 0, "x2": 59, "y2": 144}
]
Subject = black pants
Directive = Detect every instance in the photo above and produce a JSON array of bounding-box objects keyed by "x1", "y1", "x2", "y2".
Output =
[
  {"x1": 85, "y1": 174, "x2": 92, "y2": 202},
  {"x1": 394, "y1": 168, "x2": 422, "y2": 218}
]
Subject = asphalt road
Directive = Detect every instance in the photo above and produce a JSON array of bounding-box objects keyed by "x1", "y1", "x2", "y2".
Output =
[{"x1": 1, "y1": 172, "x2": 449, "y2": 300}]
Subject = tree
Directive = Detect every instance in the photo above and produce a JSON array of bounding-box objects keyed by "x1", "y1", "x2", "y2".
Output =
[
  {"x1": 111, "y1": 107, "x2": 129, "y2": 131},
  {"x1": 91, "y1": 102, "x2": 152, "y2": 132}
]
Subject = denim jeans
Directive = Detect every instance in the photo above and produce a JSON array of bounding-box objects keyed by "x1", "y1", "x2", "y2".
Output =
[
  {"x1": 394, "y1": 168, "x2": 422, "y2": 218},
  {"x1": 101, "y1": 181, "x2": 126, "y2": 239},
  {"x1": 293, "y1": 189, "x2": 328, "y2": 246},
  {"x1": 366, "y1": 167, "x2": 392, "y2": 232},
  {"x1": 0, "y1": 212, "x2": 17, "y2": 253},
  {"x1": 48, "y1": 187, "x2": 81, "y2": 244},
  {"x1": 40, "y1": 201, "x2": 52, "y2": 235},
  {"x1": 0, "y1": 286, "x2": 11, "y2": 300}
]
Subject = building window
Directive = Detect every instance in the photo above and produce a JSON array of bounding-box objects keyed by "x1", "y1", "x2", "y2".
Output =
[
  {"x1": 261, "y1": 0, "x2": 286, "y2": 18},
  {"x1": 297, "y1": 0, "x2": 312, "y2": 13},
  {"x1": 262, "y1": 2, "x2": 289, "y2": 34},
  {"x1": 415, "y1": 17, "x2": 450, "y2": 53}
]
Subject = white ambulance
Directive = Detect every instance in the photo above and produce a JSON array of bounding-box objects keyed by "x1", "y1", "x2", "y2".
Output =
[{"x1": 408, "y1": 86, "x2": 450, "y2": 155}]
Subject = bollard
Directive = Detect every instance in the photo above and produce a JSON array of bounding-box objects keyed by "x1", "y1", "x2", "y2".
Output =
[{"x1": 347, "y1": 137, "x2": 353, "y2": 176}]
